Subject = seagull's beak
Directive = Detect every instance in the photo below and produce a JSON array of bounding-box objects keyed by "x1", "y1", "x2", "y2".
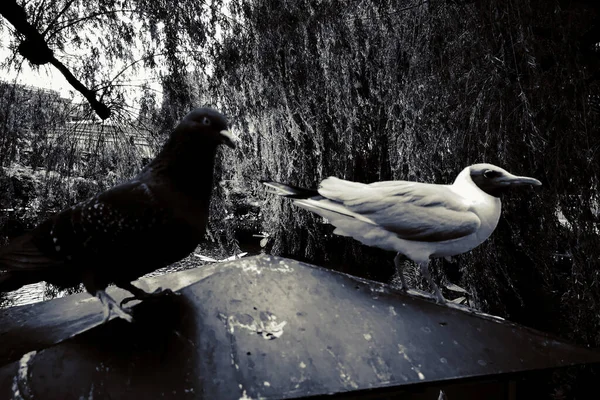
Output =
[
  {"x1": 219, "y1": 130, "x2": 237, "y2": 149},
  {"x1": 499, "y1": 173, "x2": 542, "y2": 187}
]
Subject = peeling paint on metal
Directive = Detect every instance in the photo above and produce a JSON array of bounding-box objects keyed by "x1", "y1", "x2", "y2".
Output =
[
  {"x1": 236, "y1": 259, "x2": 294, "y2": 275},
  {"x1": 371, "y1": 285, "x2": 386, "y2": 293},
  {"x1": 325, "y1": 348, "x2": 359, "y2": 389},
  {"x1": 226, "y1": 313, "x2": 287, "y2": 340},
  {"x1": 290, "y1": 359, "x2": 310, "y2": 390},
  {"x1": 369, "y1": 355, "x2": 393, "y2": 382},
  {"x1": 273, "y1": 260, "x2": 294, "y2": 273},
  {"x1": 239, "y1": 263, "x2": 262, "y2": 275},
  {"x1": 12, "y1": 350, "x2": 37, "y2": 400},
  {"x1": 397, "y1": 344, "x2": 426, "y2": 381}
]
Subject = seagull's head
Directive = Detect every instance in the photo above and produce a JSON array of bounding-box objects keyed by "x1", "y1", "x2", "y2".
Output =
[
  {"x1": 467, "y1": 163, "x2": 542, "y2": 197},
  {"x1": 177, "y1": 107, "x2": 237, "y2": 149}
]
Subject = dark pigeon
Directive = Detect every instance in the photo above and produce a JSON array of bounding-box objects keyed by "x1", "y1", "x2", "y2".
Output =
[{"x1": 0, "y1": 107, "x2": 236, "y2": 322}]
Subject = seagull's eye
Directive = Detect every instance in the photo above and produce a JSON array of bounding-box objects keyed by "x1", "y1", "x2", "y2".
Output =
[
  {"x1": 483, "y1": 170, "x2": 499, "y2": 179},
  {"x1": 201, "y1": 117, "x2": 211, "y2": 126}
]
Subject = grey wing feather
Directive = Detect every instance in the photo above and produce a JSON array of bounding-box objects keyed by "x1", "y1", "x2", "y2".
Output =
[{"x1": 317, "y1": 177, "x2": 480, "y2": 242}]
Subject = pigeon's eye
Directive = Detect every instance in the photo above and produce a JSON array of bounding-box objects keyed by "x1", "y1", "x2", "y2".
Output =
[
  {"x1": 201, "y1": 117, "x2": 211, "y2": 126},
  {"x1": 483, "y1": 170, "x2": 499, "y2": 179}
]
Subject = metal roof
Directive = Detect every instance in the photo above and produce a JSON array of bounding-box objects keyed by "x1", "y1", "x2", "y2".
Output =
[{"x1": 1, "y1": 255, "x2": 599, "y2": 399}]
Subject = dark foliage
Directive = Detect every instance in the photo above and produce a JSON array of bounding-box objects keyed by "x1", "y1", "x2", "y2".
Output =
[
  {"x1": 209, "y1": 1, "x2": 600, "y2": 397},
  {"x1": 1, "y1": 0, "x2": 599, "y2": 396}
]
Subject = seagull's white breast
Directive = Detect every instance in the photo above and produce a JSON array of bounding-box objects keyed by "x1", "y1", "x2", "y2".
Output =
[
  {"x1": 428, "y1": 172, "x2": 501, "y2": 258},
  {"x1": 389, "y1": 171, "x2": 502, "y2": 262}
]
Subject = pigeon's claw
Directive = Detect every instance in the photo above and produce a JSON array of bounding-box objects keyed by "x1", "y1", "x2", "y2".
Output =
[
  {"x1": 119, "y1": 285, "x2": 178, "y2": 307},
  {"x1": 96, "y1": 290, "x2": 134, "y2": 323}
]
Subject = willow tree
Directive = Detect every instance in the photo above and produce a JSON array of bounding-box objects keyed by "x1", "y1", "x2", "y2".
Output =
[
  {"x1": 0, "y1": 0, "x2": 230, "y2": 118},
  {"x1": 0, "y1": 0, "x2": 232, "y2": 194},
  {"x1": 211, "y1": 4, "x2": 600, "y2": 398}
]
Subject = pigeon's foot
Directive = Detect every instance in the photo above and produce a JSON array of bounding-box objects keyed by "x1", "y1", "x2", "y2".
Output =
[
  {"x1": 96, "y1": 290, "x2": 134, "y2": 323},
  {"x1": 118, "y1": 282, "x2": 178, "y2": 307}
]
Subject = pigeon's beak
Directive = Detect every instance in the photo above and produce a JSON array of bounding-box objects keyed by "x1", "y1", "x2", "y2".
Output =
[
  {"x1": 499, "y1": 173, "x2": 542, "y2": 187},
  {"x1": 219, "y1": 130, "x2": 237, "y2": 149}
]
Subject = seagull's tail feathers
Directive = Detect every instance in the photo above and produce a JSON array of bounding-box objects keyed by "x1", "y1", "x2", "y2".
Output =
[
  {"x1": 317, "y1": 176, "x2": 369, "y2": 202},
  {"x1": 261, "y1": 180, "x2": 320, "y2": 199},
  {"x1": 293, "y1": 200, "x2": 400, "y2": 252}
]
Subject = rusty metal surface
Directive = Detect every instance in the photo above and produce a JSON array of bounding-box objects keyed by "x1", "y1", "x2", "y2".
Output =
[{"x1": 1, "y1": 255, "x2": 599, "y2": 399}]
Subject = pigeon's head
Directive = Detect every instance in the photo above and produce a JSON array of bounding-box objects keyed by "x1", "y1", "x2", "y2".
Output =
[
  {"x1": 176, "y1": 107, "x2": 236, "y2": 149},
  {"x1": 467, "y1": 163, "x2": 542, "y2": 197}
]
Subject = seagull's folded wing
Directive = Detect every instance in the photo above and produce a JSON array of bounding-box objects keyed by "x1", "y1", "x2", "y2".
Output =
[{"x1": 314, "y1": 177, "x2": 481, "y2": 242}]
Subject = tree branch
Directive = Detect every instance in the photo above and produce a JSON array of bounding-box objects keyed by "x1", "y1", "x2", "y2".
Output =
[{"x1": 0, "y1": 0, "x2": 111, "y2": 119}]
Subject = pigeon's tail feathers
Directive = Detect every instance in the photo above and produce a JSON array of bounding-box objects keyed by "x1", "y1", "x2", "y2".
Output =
[
  {"x1": 0, "y1": 271, "x2": 11, "y2": 292},
  {"x1": 0, "y1": 233, "x2": 61, "y2": 271},
  {"x1": 0, "y1": 233, "x2": 61, "y2": 292},
  {"x1": 261, "y1": 180, "x2": 319, "y2": 199},
  {"x1": 0, "y1": 270, "x2": 37, "y2": 293}
]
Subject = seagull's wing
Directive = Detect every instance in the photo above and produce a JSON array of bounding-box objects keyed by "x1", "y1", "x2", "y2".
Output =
[{"x1": 312, "y1": 177, "x2": 481, "y2": 242}]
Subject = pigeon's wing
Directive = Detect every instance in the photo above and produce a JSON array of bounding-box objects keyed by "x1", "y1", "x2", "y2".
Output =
[
  {"x1": 314, "y1": 177, "x2": 481, "y2": 242},
  {"x1": 0, "y1": 180, "x2": 169, "y2": 272}
]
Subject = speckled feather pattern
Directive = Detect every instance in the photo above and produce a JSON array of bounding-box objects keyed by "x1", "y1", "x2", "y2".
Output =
[{"x1": 0, "y1": 107, "x2": 232, "y2": 298}]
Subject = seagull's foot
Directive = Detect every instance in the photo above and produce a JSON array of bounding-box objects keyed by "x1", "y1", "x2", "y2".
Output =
[
  {"x1": 96, "y1": 290, "x2": 134, "y2": 323},
  {"x1": 429, "y1": 280, "x2": 446, "y2": 304},
  {"x1": 418, "y1": 261, "x2": 447, "y2": 304},
  {"x1": 432, "y1": 286, "x2": 447, "y2": 304},
  {"x1": 393, "y1": 253, "x2": 409, "y2": 293},
  {"x1": 119, "y1": 284, "x2": 178, "y2": 307}
]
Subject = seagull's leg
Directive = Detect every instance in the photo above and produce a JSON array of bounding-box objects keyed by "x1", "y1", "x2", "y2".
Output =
[
  {"x1": 418, "y1": 262, "x2": 446, "y2": 304},
  {"x1": 117, "y1": 281, "x2": 177, "y2": 307},
  {"x1": 393, "y1": 252, "x2": 409, "y2": 291},
  {"x1": 96, "y1": 290, "x2": 134, "y2": 323}
]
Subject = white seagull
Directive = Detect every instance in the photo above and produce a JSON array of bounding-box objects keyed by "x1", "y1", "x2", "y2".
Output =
[{"x1": 262, "y1": 163, "x2": 542, "y2": 303}]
